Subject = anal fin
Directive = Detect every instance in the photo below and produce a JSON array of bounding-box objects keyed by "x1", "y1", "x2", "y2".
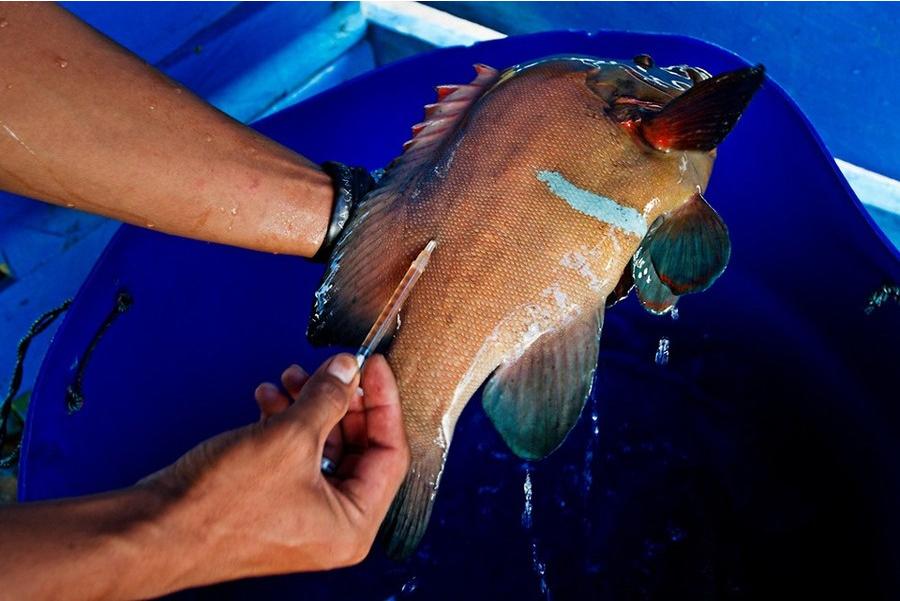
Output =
[
  {"x1": 482, "y1": 307, "x2": 604, "y2": 460},
  {"x1": 379, "y1": 443, "x2": 446, "y2": 560}
]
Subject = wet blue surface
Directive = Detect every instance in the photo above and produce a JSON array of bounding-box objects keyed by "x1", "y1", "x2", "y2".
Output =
[
  {"x1": 20, "y1": 31, "x2": 900, "y2": 599},
  {"x1": 437, "y1": 1, "x2": 900, "y2": 181}
]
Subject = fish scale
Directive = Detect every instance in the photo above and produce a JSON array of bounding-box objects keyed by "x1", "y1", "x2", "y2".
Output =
[{"x1": 308, "y1": 55, "x2": 764, "y2": 559}]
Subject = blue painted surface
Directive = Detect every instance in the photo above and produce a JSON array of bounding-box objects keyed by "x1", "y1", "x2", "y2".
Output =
[
  {"x1": 20, "y1": 31, "x2": 900, "y2": 599},
  {"x1": 62, "y1": 2, "x2": 239, "y2": 65},
  {"x1": 436, "y1": 2, "x2": 900, "y2": 181}
]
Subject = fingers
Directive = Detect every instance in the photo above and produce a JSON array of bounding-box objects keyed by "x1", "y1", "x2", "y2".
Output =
[
  {"x1": 335, "y1": 355, "x2": 410, "y2": 517},
  {"x1": 256, "y1": 364, "x2": 309, "y2": 423},
  {"x1": 288, "y1": 353, "x2": 360, "y2": 440},
  {"x1": 281, "y1": 364, "x2": 308, "y2": 399},
  {"x1": 255, "y1": 382, "x2": 290, "y2": 422}
]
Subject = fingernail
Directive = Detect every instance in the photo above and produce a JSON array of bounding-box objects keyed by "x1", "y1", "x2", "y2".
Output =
[
  {"x1": 256, "y1": 382, "x2": 278, "y2": 402},
  {"x1": 327, "y1": 354, "x2": 358, "y2": 385}
]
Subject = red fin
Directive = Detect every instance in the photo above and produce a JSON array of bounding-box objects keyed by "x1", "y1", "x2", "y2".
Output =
[{"x1": 640, "y1": 65, "x2": 764, "y2": 151}]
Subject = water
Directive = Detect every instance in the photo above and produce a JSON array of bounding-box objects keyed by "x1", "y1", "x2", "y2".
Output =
[
  {"x1": 522, "y1": 464, "x2": 552, "y2": 600},
  {"x1": 655, "y1": 337, "x2": 670, "y2": 366},
  {"x1": 582, "y1": 391, "x2": 600, "y2": 496}
]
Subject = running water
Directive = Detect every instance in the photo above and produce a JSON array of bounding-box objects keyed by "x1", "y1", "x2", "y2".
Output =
[
  {"x1": 655, "y1": 337, "x2": 670, "y2": 366},
  {"x1": 670, "y1": 306, "x2": 680, "y2": 320},
  {"x1": 582, "y1": 390, "x2": 600, "y2": 496},
  {"x1": 522, "y1": 464, "x2": 552, "y2": 600}
]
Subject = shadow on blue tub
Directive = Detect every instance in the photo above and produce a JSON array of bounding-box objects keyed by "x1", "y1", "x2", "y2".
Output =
[{"x1": 20, "y1": 31, "x2": 900, "y2": 600}]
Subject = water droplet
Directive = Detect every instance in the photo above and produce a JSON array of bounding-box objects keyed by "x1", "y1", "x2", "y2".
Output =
[
  {"x1": 205, "y1": 135, "x2": 212, "y2": 143},
  {"x1": 65, "y1": 202, "x2": 75, "y2": 208},
  {"x1": 5, "y1": 84, "x2": 11, "y2": 90},
  {"x1": 173, "y1": 87, "x2": 182, "y2": 95},
  {"x1": 522, "y1": 465, "x2": 533, "y2": 529},
  {"x1": 0, "y1": 18, "x2": 8, "y2": 28},
  {"x1": 667, "y1": 526, "x2": 686, "y2": 542},
  {"x1": 146, "y1": 223, "x2": 155, "y2": 229},
  {"x1": 149, "y1": 103, "x2": 156, "y2": 111},
  {"x1": 55, "y1": 57, "x2": 68, "y2": 69},
  {"x1": 400, "y1": 576, "x2": 418, "y2": 595},
  {"x1": 670, "y1": 306, "x2": 679, "y2": 320},
  {"x1": 655, "y1": 337, "x2": 670, "y2": 365},
  {"x1": 229, "y1": 207, "x2": 237, "y2": 216}
]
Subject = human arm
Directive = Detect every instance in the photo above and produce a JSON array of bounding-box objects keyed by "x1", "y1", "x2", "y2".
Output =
[
  {"x1": 0, "y1": 354, "x2": 409, "y2": 599},
  {"x1": 0, "y1": 3, "x2": 337, "y2": 257}
]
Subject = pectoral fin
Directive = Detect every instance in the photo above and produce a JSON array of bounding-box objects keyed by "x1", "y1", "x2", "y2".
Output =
[
  {"x1": 644, "y1": 192, "x2": 731, "y2": 295},
  {"x1": 482, "y1": 307, "x2": 604, "y2": 460},
  {"x1": 633, "y1": 242, "x2": 679, "y2": 316},
  {"x1": 606, "y1": 259, "x2": 635, "y2": 308}
]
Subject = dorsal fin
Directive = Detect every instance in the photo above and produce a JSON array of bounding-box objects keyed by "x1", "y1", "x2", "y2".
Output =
[
  {"x1": 308, "y1": 64, "x2": 500, "y2": 347},
  {"x1": 385, "y1": 63, "x2": 500, "y2": 181},
  {"x1": 640, "y1": 65, "x2": 765, "y2": 151}
]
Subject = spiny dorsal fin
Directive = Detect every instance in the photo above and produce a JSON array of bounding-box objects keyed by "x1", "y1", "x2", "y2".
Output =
[
  {"x1": 385, "y1": 63, "x2": 500, "y2": 180},
  {"x1": 640, "y1": 65, "x2": 765, "y2": 151},
  {"x1": 482, "y1": 307, "x2": 604, "y2": 460},
  {"x1": 307, "y1": 64, "x2": 500, "y2": 348}
]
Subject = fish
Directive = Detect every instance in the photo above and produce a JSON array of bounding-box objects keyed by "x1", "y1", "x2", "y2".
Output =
[{"x1": 308, "y1": 54, "x2": 764, "y2": 559}]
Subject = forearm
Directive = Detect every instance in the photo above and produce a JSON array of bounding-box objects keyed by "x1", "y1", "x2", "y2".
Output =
[
  {"x1": 0, "y1": 3, "x2": 332, "y2": 257},
  {"x1": 0, "y1": 484, "x2": 203, "y2": 600}
]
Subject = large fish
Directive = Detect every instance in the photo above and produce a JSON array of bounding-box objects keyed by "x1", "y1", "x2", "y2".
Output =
[{"x1": 309, "y1": 54, "x2": 764, "y2": 558}]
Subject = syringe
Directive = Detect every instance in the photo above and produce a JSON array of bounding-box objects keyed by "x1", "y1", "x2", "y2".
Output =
[{"x1": 355, "y1": 240, "x2": 436, "y2": 369}]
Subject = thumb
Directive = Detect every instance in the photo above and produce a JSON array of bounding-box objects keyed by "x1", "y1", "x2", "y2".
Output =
[{"x1": 288, "y1": 353, "x2": 360, "y2": 439}]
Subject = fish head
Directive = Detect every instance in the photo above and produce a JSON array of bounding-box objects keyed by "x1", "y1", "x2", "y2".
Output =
[{"x1": 496, "y1": 54, "x2": 763, "y2": 222}]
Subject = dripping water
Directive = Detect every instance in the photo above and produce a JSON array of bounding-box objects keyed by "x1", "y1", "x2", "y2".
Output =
[
  {"x1": 522, "y1": 464, "x2": 551, "y2": 600},
  {"x1": 655, "y1": 337, "x2": 670, "y2": 366},
  {"x1": 670, "y1": 306, "x2": 679, "y2": 320},
  {"x1": 582, "y1": 389, "x2": 600, "y2": 496}
]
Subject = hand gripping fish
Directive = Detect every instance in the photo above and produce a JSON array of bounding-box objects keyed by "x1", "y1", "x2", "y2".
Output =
[{"x1": 309, "y1": 54, "x2": 764, "y2": 559}]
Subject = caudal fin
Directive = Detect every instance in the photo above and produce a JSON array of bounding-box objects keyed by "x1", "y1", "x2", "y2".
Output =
[{"x1": 378, "y1": 443, "x2": 446, "y2": 560}]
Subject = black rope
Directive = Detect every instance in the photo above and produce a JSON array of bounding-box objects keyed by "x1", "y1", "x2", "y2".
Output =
[
  {"x1": 0, "y1": 300, "x2": 72, "y2": 469},
  {"x1": 65, "y1": 290, "x2": 133, "y2": 413}
]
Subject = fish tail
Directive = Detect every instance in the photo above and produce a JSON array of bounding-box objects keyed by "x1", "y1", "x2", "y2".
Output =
[{"x1": 379, "y1": 441, "x2": 446, "y2": 560}]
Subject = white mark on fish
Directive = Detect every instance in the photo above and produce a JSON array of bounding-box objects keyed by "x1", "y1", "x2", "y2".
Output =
[
  {"x1": 536, "y1": 170, "x2": 647, "y2": 236},
  {"x1": 561, "y1": 250, "x2": 605, "y2": 292},
  {"x1": 642, "y1": 197, "x2": 660, "y2": 220}
]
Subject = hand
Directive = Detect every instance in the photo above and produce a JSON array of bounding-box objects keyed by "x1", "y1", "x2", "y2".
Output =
[{"x1": 144, "y1": 353, "x2": 410, "y2": 585}]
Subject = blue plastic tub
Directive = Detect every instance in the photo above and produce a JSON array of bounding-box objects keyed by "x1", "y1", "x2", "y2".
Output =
[{"x1": 20, "y1": 31, "x2": 900, "y2": 599}]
